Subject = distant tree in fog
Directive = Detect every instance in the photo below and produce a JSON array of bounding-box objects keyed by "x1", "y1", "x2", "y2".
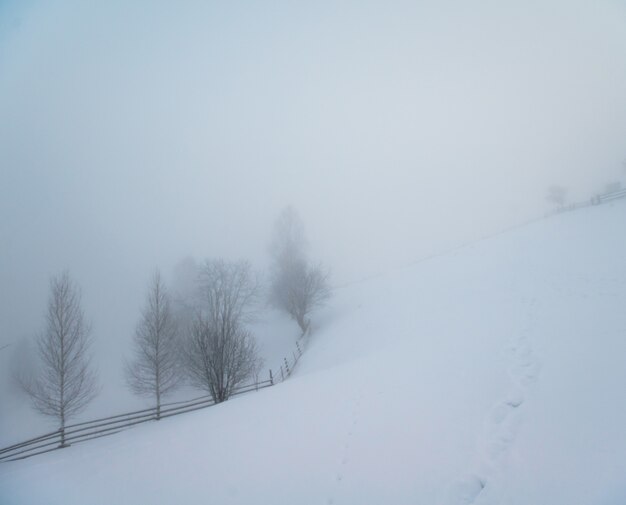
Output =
[
  {"x1": 271, "y1": 259, "x2": 330, "y2": 333},
  {"x1": 270, "y1": 206, "x2": 308, "y2": 270},
  {"x1": 182, "y1": 259, "x2": 261, "y2": 403},
  {"x1": 269, "y1": 206, "x2": 331, "y2": 333},
  {"x1": 125, "y1": 270, "x2": 181, "y2": 420},
  {"x1": 18, "y1": 271, "x2": 98, "y2": 446},
  {"x1": 546, "y1": 185, "x2": 567, "y2": 208},
  {"x1": 169, "y1": 257, "x2": 202, "y2": 343}
]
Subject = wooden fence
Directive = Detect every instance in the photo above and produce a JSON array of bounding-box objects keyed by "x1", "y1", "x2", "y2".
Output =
[
  {"x1": 594, "y1": 187, "x2": 626, "y2": 205},
  {"x1": 0, "y1": 330, "x2": 308, "y2": 463},
  {"x1": 549, "y1": 187, "x2": 626, "y2": 216}
]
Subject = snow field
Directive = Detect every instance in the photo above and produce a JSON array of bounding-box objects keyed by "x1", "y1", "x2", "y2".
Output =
[{"x1": 1, "y1": 200, "x2": 625, "y2": 504}]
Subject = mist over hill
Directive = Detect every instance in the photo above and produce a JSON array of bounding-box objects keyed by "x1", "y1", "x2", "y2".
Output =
[{"x1": 1, "y1": 2, "x2": 626, "y2": 503}]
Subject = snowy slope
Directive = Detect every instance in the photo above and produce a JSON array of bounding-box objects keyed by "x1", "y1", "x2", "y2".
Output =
[{"x1": 1, "y1": 201, "x2": 626, "y2": 505}]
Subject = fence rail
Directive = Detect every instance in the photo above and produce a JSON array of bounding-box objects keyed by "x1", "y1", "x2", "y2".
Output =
[
  {"x1": 595, "y1": 188, "x2": 626, "y2": 204},
  {"x1": 0, "y1": 328, "x2": 309, "y2": 463}
]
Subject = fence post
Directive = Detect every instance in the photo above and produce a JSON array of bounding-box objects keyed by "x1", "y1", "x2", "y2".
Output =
[
  {"x1": 296, "y1": 341, "x2": 302, "y2": 356},
  {"x1": 280, "y1": 365, "x2": 284, "y2": 381},
  {"x1": 284, "y1": 357, "x2": 290, "y2": 376},
  {"x1": 269, "y1": 369, "x2": 274, "y2": 386}
]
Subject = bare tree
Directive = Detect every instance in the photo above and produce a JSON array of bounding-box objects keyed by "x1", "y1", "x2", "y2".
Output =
[
  {"x1": 125, "y1": 270, "x2": 180, "y2": 419},
  {"x1": 269, "y1": 206, "x2": 308, "y2": 270},
  {"x1": 182, "y1": 259, "x2": 261, "y2": 403},
  {"x1": 546, "y1": 185, "x2": 567, "y2": 208},
  {"x1": 169, "y1": 257, "x2": 203, "y2": 344},
  {"x1": 269, "y1": 206, "x2": 331, "y2": 333},
  {"x1": 277, "y1": 262, "x2": 331, "y2": 333},
  {"x1": 19, "y1": 271, "x2": 98, "y2": 446},
  {"x1": 184, "y1": 314, "x2": 260, "y2": 403}
]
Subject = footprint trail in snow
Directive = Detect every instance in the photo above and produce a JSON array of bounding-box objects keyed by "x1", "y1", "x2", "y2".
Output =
[
  {"x1": 448, "y1": 297, "x2": 542, "y2": 505},
  {"x1": 327, "y1": 386, "x2": 363, "y2": 505}
]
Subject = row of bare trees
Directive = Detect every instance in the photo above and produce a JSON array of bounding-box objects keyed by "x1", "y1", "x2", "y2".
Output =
[
  {"x1": 126, "y1": 260, "x2": 263, "y2": 417},
  {"x1": 18, "y1": 207, "x2": 330, "y2": 434}
]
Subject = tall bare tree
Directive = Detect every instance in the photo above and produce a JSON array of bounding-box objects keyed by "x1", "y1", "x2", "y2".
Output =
[
  {"x1": 269, "y1": 206, "x2": 331, "y2": 333},
  {"x1": 19, "y1": 271, "x2": 98, "y2": 446},
  {"x1": 182, "y1": 259, "x2": 261, "y2": 403},
  {"x1": 125, "y1": 270, "x2": 180, "y2": 419}
]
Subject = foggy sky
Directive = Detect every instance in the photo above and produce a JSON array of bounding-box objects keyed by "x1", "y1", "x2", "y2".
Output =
[{"x1": 1, "y1": 0, "x2": 626, "y2": 362}]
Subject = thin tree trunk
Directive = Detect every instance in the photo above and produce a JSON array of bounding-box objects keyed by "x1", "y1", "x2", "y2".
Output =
[{"x1": 60, "y1": 327, "x2": 66, "y2": 447}]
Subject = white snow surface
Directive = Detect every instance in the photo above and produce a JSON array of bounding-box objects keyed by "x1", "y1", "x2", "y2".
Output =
[{"x1": 2, "y1": 201, "x2": 626, "y2": 504}]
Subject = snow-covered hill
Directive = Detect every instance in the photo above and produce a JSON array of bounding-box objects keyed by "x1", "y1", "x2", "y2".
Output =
[{"x1": 2, "y1": 200, "x2": 626, "y2": 505}]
